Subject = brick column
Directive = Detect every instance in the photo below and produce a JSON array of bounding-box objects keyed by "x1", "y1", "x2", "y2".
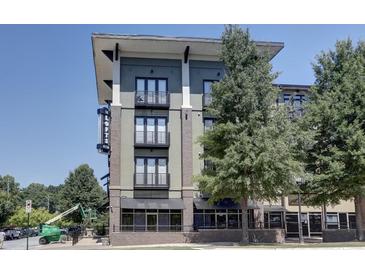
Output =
[
  {"x1": 181, "y1": 108, "x2": 193, "y2": 232},
  {"x1": 109, "y1": 106, "x2": 121, "y2": 234}
]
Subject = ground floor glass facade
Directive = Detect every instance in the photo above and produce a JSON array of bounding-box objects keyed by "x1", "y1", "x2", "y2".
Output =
[{"x1": 121, "y1": 209, "x2": 182, "y2": 232}]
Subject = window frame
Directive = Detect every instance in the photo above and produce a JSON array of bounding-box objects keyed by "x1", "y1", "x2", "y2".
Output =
[
  {"x1": 135, "y1": 77, "x2": 169, "y2": 92},
  {"x1": 203, "y1": 80, "x2": 218, "y2": 106},
  {"x1": 134, "y1": 156, "x2": 169, "y2": 185},
  {"x1": 134, "y1": 116, "x2": 168, "y2": 145}
]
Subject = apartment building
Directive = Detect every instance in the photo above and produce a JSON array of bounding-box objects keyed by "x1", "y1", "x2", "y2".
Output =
[{"x1": 92, "y1": 34, "x2": 356, "y2": 245}]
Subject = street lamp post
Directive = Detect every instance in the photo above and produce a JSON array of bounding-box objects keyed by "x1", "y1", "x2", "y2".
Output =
[{"x1": 297, "y1": 178, "x2": 304, "y2": 244}]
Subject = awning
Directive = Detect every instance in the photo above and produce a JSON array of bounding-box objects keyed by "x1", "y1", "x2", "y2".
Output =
[
  {"x1": 264, "y1": 205, "x2": 287, "y2": 212},
  {"x1": 193, "y1": 198, "x2": 260, "y2": 210},
  {"x1": 121, "y1": 198, "x2": 185, "y2": 210}
]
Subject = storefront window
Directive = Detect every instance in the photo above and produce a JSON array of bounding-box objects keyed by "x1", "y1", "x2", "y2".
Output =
[
  {"x1": 228, "y1": 214, "x2": 239, "y2": 229},
  {"x1": 170, "y1": 213, "x2": 181, "y2": 231},
  {"x1": 121, "y1": 213, "x2": 133, "y2": 231},
  {"x1": 158, "y1": 213, "x2": 169, "y2": 232},
  {"x1": 204, "y1": 213, "x2": 216, "y2": 229},
  {"x1": 217, "y1": 213, "x2": 227, "y2": 229},
  {"x1": 349, "y1": 214, "x2": 356, "y2": 229},
  {"x1": 120, "y1": 209, "x2": 182, "y2": 232},
  {"x1": 326, "y1": 213, "x2": 339, "y2": 229},
  {"x1": 269, "y1": 212, "x2": 283, "y2": 228}
]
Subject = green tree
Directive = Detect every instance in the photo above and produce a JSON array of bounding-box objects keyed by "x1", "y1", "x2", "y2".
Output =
[
  {"x1": 7, "y1": 207, "x2": 54, "y2": 227},
  {"x1": 22, "y1": 183, "x2": 49, "y2": 210},
  {"x1": 0, "y1": 175, "x2": 23, "y2": 226},
  {"x1": 0, "y1": 191, "x2": 16, "y2": 226},
  {"x1": 6, "y1": 207, "x2": 73, "y2": 228},
  {"x1": 301, "y1": 39, "x2": 365, "y2": 240},
  {"x1": 60, "y1": 164, "x2": 105, "y2": 223},
  {"x1": 196, "y1": 25, "x2": 303, "y2": 243},
  {"x1": 47, "y1": 184, "x2": 64, "y2": 213}
]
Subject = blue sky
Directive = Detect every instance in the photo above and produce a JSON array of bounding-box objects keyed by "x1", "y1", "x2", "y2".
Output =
[{"x1": 1, "y1": 24, "x2": 365, "y2": 187}]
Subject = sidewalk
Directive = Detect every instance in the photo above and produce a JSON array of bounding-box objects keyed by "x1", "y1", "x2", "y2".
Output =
[{"x1": 35, "y1": 238, "x2": 365, "y2": 250}]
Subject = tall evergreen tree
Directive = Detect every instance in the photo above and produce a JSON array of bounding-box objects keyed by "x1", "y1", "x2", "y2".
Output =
[
  {"x1": 197, "y1": 25, "x2": 303, "y2": 243},
  {"x1": 60, "y1": 164, "x2": 105, "y2": 222},
  {"x1": 301, "y1": 39, "x2": 365, "y2": 240}
]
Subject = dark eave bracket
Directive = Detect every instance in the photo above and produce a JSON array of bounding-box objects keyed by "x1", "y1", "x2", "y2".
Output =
[
  {"x1": 103, "y1": 80, "x2": 112, "y2": 89},
  {"x1": 184, "y1": 46, "x2": 190, "y2": 63},
  {"x1": 115, "y1": 43, "x2": 119, "y2": 61},
  {"x1": 102, "y1": 50, "x2": 113, "y2": 61}
]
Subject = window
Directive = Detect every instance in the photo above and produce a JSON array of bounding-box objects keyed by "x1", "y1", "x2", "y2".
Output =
[
  {"x1": 204, "y1": 118, "x2": 214, "y2": 132},
  {"x1": 170, "y1": 212, "x2": 182, "y2": 231},
  {"x1": 283, "y1": 93, "x2": 307, "y2": 117},
  {"x1": 228, "y1": 213, "x2": 239, "y2": 229},
  {"x1": 121, "y1": 209, "x2": 182, "y2": 232},
  {"x1": 135, "y1": 117, "x2": 167, "y2": 145},
  {"x1": 217, "y1": 211, "x2": 227, "y2": 229},
  {"x1": 339, "y1": 213, "x2": 348, "y2": 229},
  {"x1": 135, "y1": 158, "x2": 168, "y2": 186},
  {"x1": 121, "y1": 210, "x2": 134, "y2": 231},
  {"x1": 135, "y1": 78, "x2": 168, "y2": 105},
  {"x1": 326, "y1": 213, "x2": 339, "y2": 229},
  {"x1": 285, "y1": 213, "x2": 299, "y2": 234},
  {"x1": 269, "y1": 212, "x2": 283, "y2": 228},
  {"x1": 203, "y1": 80, "x2": 215, "y2": 106},
  {"x1": 349, "y1": 213, "x2": 356, "y2": 229},
  {"x1": 193, "y1": 208, "x2": 243, "y2": 230}
]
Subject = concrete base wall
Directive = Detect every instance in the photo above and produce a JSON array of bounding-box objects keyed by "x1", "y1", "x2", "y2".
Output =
[
  {"x1": 249, "y1": 229, "x2": 286, "y2": 243},
  {"x1": 110, "y1": 229, "x2": 285, "y2": 246},
  {"x1": 110, "y1": 232, "x2": 187, "y2": 246},
  {"x1": 188, "y1": 230, "x2": 242, "y2": 243},
  {"x1": 322, "y1": 229, "x2": 357, "y2": 242}
]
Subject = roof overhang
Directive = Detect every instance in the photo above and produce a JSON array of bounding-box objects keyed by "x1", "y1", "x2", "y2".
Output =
[
  {"x1": 275, "y1": 84, "x2": 311, "y2": 92},
  {"x1": 92, "y1": 34, "x2": 284, "y2": 105}
]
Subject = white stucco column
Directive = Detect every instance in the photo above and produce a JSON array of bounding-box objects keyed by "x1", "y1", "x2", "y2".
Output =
[
  {"x1": 112, "y1": 57, "x2": 121, "y2": 106},
  {"x1": 181, "y1": 59, "x2": 192, "y2": 108}
]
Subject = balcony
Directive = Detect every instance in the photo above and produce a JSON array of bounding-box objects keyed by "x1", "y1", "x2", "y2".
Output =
[
  {"x1": 134, "y1": 131, "x2": 170, "y2": 148},
  {"x1": 135, "y1": 91, "x2": 170, "y2": 109},
  {"x1": 134, "y1": 173, "x2": 170, "y2": 189},
  {"x1": 203, "y1": 93, "x2": 212, "y2": 107}
]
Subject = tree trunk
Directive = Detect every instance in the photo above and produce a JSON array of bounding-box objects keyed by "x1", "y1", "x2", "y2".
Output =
[
  {"x1": 321, "y1": 203, "x2": 327, "y2": 231},
  {"x1": 240, "y1": 197, "x2": 249, "y2": 244},
  {"x1": 354, "y1": 195, "x2": 365, "y2": 241},
  {"x1": 253, "y1": 199, "x2": 264, "y2": 228}
]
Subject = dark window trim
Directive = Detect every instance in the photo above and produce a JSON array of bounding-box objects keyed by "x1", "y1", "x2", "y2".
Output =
[
  {"x1": 203, "y1": 79, "x2": 218, "y2": 94},
  {"x1": 134, "y1": 156, "x2": 169, "y2": 175},
  {"x1": 134, "y1": 116, "x2": 169, "y2": 147},
  {"x1": 135, "y1": 77, "x2": 169, "y2": 92},
  {"x1": 203, "y1": 117, "x2": 215, "y2": 132}
]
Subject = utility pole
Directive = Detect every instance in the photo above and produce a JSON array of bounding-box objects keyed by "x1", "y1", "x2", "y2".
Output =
[
  {"x1": 25, "y1": 200, "x2": 32, "y2": 250},
  {"x1": 26, "y1": 213, "x2": 30, "y2": 250}
]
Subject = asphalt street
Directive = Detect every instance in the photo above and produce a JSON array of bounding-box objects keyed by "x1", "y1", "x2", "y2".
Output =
[{"x1": 1, "y1": 236, "x2": 40, "y2": 250}]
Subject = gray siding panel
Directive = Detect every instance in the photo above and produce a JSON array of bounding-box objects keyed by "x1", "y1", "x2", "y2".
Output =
[
  {"x1": 120, "y1": 57, "x2": 182, "y2": 93},
  {"x1": 189, "y1": 60, "x2": 225, "y2": 94}
]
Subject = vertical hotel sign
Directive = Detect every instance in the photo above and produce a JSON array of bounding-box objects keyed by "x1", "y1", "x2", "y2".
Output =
[{"x1": 97, "y1": 107, "x2": 110, "y2": 153}]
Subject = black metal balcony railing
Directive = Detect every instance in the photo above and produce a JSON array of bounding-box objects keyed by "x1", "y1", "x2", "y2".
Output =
[
  {"x1": 203, "y1": 93, "x2": 212, "y2": 107},
  {"x1": 135, "y1": 91, "x2": 170, "y2": 108},
  {"x1": 135, "y1": 131, "x2": 170, "y2": 147},
  {"x1": 134, "y1": 173, "x2": 170, "y2": 189}
]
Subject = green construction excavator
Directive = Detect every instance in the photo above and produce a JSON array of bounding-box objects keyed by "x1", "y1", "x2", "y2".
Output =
[{"x1": 38, "y1": 204, "x2": 96, "y2": 245}]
